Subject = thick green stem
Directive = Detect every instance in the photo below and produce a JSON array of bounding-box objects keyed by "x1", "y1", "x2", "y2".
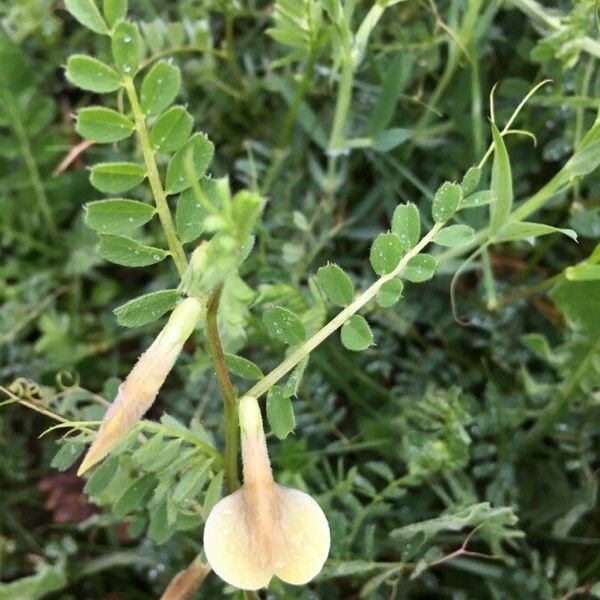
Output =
[
  {"x1": 124, "y1": 78, "x2": 188, "y2": 277},
  {"x1": 4, "y1": 94, "x2": 56, "y2": 237},
  {"x1": 206, "y1": 285, "x2": 240, "y2": 492}
]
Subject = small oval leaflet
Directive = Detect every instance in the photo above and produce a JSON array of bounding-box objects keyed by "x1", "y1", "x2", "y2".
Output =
[
  {"x1": 50, "y1": 441, "x2": 85, "y2": 471},
  {"x1": 432, "y1": 181, "x2": 462, "y2": 223},
  {"x1": 317, "y1": 263, "x2": 354, "y2": 307},
  {"x1": 84, "y1": 198, "x2": 156, "y2": 234},
  {"x1": 376, "y1": 278, "x2": 404, "y2": 307},
  {"x1": 90, "y1": 162, "x2": 146, "y2": 194},
  {"x1": 433, "y1": 224, "x2": 475, "y2": 248},
  {"x1": 66, "y1": 55, "x2": 122, "y2": 93},
  {"x1": 392, "y1": 203, "x2": 420, "y2": 250},
  {"x1": 111, "y1": 20, "x2": 145, "y2": 75},
  {"x1": 370, "y1": 232, "x2": 403, "y2": 276},
  {"x1": 114, "y1": 473, "x2": 157, "y2": 518},
  {"x1": 202, "y1": 471, "x2": 224, "y2": 520},
  {"x1": 65, "y1": 0, "x2": 108, "y2": 34},
  {"x1": 150, "y1": 105, "x2": 193, "y2": 154},
  {"x1": 224, "y1": 354, "x2": 264, "y2": 380},
  {"x1": 263, "y1": 306, "x2": 306, "y2": 345},
  {"x1": 140, "y1": 61, "x2": 181, "y2": 116},
  {"x1": 103, "y1": 0, "x2": 128, "y2": 27},
  {"x1": 404, "y1": 254, "x2": 437, "y2": 282},
  {"x1": 165, "y1": 133, "x2": 215, "y2": 195},
  {"x1": 76, "y1": 107, "x2": 134, "y2": 143},
  {"x1": 175, "y1": 187, "x2": 209, "y2": 243},
  {"x1": 266, "y1": 386, "x2": 296, "y2": 440},
  {"x1": 113, "y1": 289, "x2": 180, "y2": 327},
  {"x1": 461, "y1": 166, "x2": 482, "y2": 195},
  {"x1": 341, "y1": 314, "x2": 373, "y2": 351},
  {"x1": 96, "y1": 234, "x2": 168, "y2": 267},
  {"x1": 461, "y1": 190, "x2": 494, "y2": 209}
]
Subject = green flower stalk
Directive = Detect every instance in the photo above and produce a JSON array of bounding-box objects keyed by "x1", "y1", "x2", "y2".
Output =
[
  {"x1": 203, "y1": 396, "x2": 330, "y2": 590},
  {"x1": 78, "y1": 297, "x2": 203, "y2": 475}
]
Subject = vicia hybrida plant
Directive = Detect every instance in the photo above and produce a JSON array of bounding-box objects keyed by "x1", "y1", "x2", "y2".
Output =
[{"x1": 42, "y1": 0, "x2": 600, "y2": 595}]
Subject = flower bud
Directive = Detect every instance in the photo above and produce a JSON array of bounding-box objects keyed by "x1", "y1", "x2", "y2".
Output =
[
  {"x1": 78, "y1": 297, "x2": 203, "y2": 475},
  {"x1": 203, "y1": 396, "x2": 330, "y2": 590}
]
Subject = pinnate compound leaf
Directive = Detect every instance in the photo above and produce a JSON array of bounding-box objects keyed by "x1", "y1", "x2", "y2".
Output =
[
  {"x1": 66, "y1": 55, "x2": 122, "y2": 93},
  {"x1": 140, "y1": 61, "x2": 181, "y2": 116},
  {"x1": 76, "y1": 107, "x2": 134, "y2": 143},
  {"x1": 404, "y1": 254, "x2": 437, "y2": 282},
  {"x1": 434, "y1": 224, "x2": 475, "y2": 247},
  {"x1": 432, "y1": 182, "x2": 462, "y2": 223},
  {"x1": 96, "y1": 234, "x2": 168, "y2": 267},
  {"x1": 317, "y1": 263, "x2": 354, "y2": 307},
  {"x1": 111, "y1": 20, "x2": 144, "y2": 75},
  {"x1": 65, "y1": 0, "x2": 108, "y2": 34},
  {"x1": 267, "y1": 386, "x2": 296, "y2": 440},
  {"x1": 150, "y1": 106, "x2": 193, "y2": 154},
  {"x1": 493, "y1": 221, "x2": 577, "y2": 243},
  {"x1": 376, "y1": 278, "x2": 404, "y2": 307},
  {"x1": 165, "y1": 133, "x2": 215, "y2": 194},
  {"x1": 103, "y1": 0, "x2": 128, "y2": 27},
  {"x1": 392, "y1": 203, "x2": 420, "y2": 250},
  {"x1": 370, "y1": 233, "x2": 403, "y2": 275},
  {"x1": 263, "y1": 306, "x2": 306, "y2": 345},
  {"x1": 341, "y1": 315, "x2": 373, "y2": 351},
  {"x1": 224, "y1": 354, "x2": 264, "y2": 380},
  {"x1": 113, "y1": 289, "x2": 180, "y2": 327},
  {"x1": 490, "y1": 123, "x2": 513, "y2": 232},
  {"x1": 84, "y1": 199, "x2": 155, "y2": 234},
  {"x1": 90, "y1": 162, "x2": 145, "y2": 193}
]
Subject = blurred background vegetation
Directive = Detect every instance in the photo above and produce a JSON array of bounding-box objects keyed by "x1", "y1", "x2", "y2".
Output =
[{"x1": 1, "y1": 0, "x2": 599, "y2": 598}]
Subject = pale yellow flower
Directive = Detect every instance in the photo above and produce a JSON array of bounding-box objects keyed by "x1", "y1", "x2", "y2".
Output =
[
  {"x1": 78, "y1": 297, "x2": 203, "y2": 475},
  {"x1": 204, "y1": 396, "x2": 330, "y2": 590}
]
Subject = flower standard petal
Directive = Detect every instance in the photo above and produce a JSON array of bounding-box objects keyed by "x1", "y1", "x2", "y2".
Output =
[
  {"x1": 203, "y1": 490, "x2": 273, "y2": 591},
  {"x1": 272, "y1": 485, "x2": 330, "y2": 585}
]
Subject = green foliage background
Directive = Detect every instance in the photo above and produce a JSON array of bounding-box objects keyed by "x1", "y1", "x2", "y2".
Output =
[{"x1": 1, "y1": 0, "x2": 600, "y2": 598}]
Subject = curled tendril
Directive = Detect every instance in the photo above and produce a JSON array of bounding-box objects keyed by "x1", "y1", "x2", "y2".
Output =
[
  {"x1": 56, "y1": 370, "x2": 80, "y2": 390},
  {"x1": 8, "y1": 378, "x2": 42, "y2": 401}
]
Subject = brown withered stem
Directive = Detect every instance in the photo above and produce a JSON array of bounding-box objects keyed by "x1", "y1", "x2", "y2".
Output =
[{"x1": 206, "y1": 284, "x2": 240, "y2": 491}]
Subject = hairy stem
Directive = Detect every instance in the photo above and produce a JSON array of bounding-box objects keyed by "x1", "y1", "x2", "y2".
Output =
[
  {"x1": 246, "y1": 223, "x2": 443, "y2": 400},
  {"x1": 123, "y1": 77, "x2": 188, "y2": 277},
  {"x1": 206, "y1": 285, "x2": 240, "y2": 492}
]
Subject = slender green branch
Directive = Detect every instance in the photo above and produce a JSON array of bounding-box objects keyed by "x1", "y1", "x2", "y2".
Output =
[
  {"x1": 206, "y1": 285, "x2": 240, "y2": 492},
  {"x1": 3, "y1": 93, "x2": 57, "y2": 237},
  {"x1": 123, "y1": 77, "x2": 188, "y2": 277},
  {"x1": 246, "y1": 223, "x2": 443, "y2": 401},
  {"x1": 328, "y1": 56, "x2": 355, "y2": 154}
]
